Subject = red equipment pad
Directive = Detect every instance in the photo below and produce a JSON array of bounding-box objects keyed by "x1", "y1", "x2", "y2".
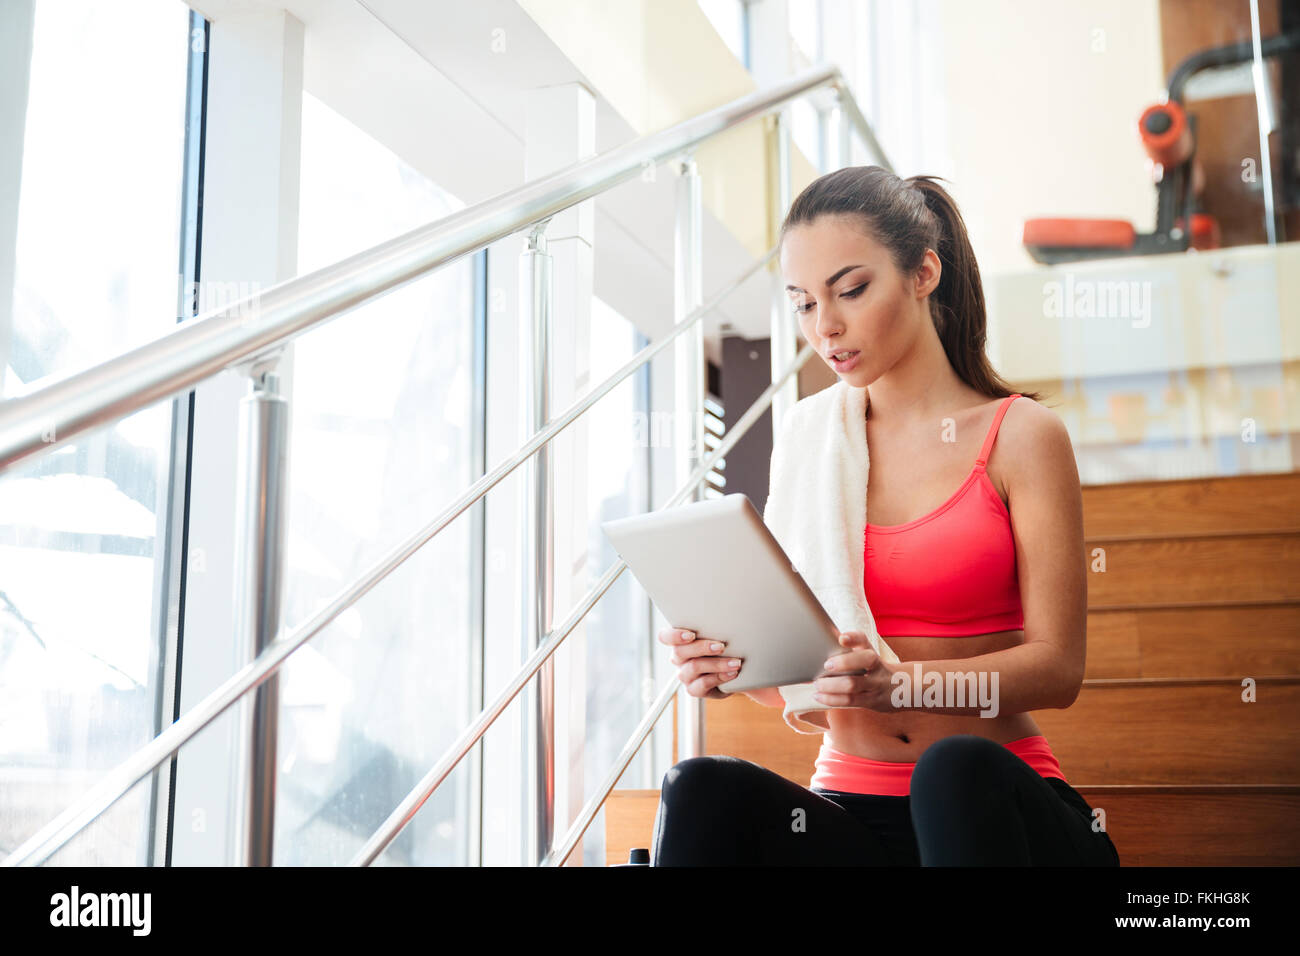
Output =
[{"x1": 1022, "y1": 218, "x2": 1137, "y2": 249}]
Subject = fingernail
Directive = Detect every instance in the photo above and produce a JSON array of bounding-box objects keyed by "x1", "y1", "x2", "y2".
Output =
[
  {"x1": 710, "y1": 642, "x2": 724, "y2": 652},
  {"x1": 681, "y1": 630, "x2": 695, "y2": 640},
  {"x1": 823, "y1": 659, "x2": 835, "y2": 669}
]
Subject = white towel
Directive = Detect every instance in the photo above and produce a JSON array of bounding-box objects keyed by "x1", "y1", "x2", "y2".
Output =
[{"x1": 760, "y1": 379, "x2": 900, "y2": 733}]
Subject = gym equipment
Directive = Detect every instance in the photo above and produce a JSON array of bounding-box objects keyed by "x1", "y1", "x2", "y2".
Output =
[{"x1": 1023, "y1": 28, "x2": 1300, "y2": 264}]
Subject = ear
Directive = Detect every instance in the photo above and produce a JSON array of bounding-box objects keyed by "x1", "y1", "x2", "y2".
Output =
[{"x1": 915, "y1": 248, "x2": 941, "y2": 300}]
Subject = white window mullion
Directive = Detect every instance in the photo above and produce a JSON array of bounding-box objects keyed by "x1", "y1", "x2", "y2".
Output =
[{"x1": 171, "y1": 7, "x2": 304, "y2": 867}]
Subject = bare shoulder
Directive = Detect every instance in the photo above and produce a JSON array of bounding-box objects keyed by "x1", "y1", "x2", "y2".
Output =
[{"x1": 995, "y1": 396, "x2": 1080, "y2": 494}]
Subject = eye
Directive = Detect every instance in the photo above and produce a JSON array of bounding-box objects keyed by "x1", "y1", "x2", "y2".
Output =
[{"x1": 841, "y1": 283, "x2": 867, "y2": 298}]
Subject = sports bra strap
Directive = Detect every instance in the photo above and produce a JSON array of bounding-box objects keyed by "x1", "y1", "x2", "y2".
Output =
[{"x1": 975, "y1": 394, "x2": 1020, "y2": 468}]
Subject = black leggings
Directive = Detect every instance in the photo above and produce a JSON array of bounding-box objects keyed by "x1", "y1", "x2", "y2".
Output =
[{"x1": 651, "y1": 734, "x2": 1121, "y2": 866}]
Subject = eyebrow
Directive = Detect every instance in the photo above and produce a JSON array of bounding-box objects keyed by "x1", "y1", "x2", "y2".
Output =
[{"x1": 784, "y1": 264, "x2": 865, "y2": 294}]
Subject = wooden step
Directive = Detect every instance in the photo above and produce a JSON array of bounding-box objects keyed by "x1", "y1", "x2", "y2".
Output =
[
  {"x1": 604, "y1": 784, "x2": 1300, "y2": 866},
  {"x1": 700, "y1": 681, "x2": 1300, "y2": 787},
  {"x1": 1034, "y1": 679, "x2": 1300, "y2": 785},
  {"x1": 1080, "y1": 533, "x2": 1300, "y2": 608},
  {"x1": 1084, "y1": 604, "x2": 1300, "y2": 677},
  {"x1": 604, "y1": 472, "x2": 1300, "y2": 865},
  {"x1": 604, "y1": 790, "x2": 662, "y2": 866},
  {"x1": 1073, "y1": 785, "x2": 1300, "y2": 866},
  {"x1": 1081, "y1": 472, "x2": 1300, "y2": 539}
]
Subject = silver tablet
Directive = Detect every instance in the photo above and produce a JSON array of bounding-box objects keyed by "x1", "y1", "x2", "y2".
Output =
[{"x1": 601, "y1": 493, "x2": 842, "y2": 693}]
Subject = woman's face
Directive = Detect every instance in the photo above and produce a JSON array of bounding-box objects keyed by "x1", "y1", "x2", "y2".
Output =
[{"x1": 780, "y1": 215, "x2": 934, "y2": 387}]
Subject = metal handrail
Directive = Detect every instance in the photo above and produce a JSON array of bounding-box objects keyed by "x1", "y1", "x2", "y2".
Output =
[
  {"x1": 0, "y1": 63, "x2": 885, "y2": 474},
  {"x1": 539, "y1": 344, "x2": 815, "y2": 867},
  {"x1": 1, "y1": 61, "x2": 891, "y2": 867},
  {"x1": 0, "y1": 247, "x2": 777, "y2": 868},
  {"x1": 351, "y1": 340, "x2": 814, "y2": 866},
  {"x1": 548, "y1": 678, "x2": 679, "y2": 867}
]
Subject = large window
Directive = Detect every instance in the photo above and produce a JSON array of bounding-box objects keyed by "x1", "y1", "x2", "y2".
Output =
[
  {"x1": 0, "y1": 0, "x2": 195, "y2": 864},
  {"x1": 579, "y1": 298, "x2": 653, "y2": 866},
  {"x1": 787, "y1": 0, "x2": 824, "y2": 168},
  {"x1": 275, "y1": 92, "x2": 479, "y2": 865}
]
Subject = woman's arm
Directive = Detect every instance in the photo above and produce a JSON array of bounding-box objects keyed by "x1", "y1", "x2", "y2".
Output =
[{"x1": 879, "y1": 641, "x2": 1074, "y2": 716}]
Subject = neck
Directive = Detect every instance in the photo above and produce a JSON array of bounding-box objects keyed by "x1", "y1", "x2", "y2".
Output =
[{"x1": 862, "y1": 309, "x2": 970, "y2": 423}]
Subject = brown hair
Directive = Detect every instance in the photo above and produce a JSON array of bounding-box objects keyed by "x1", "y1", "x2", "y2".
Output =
[{"x1": 779, "y1": 166, "x2": 1042, "y2": 403}]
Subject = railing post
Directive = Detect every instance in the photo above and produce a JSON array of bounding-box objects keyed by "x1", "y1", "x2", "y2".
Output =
[
  {"x1": 1248, "y1": 0, "x2": 1279, "y2": 245},
  {"x1": 673, "y1": 155, "x2": 706, "y2": 762},
  {"x1": 770, "y1": 110, "x2": 797, "y2": 428},
  {"x1": 519, "y1": 220, "x2": 557, "y2": 865},
  {"x1": 230, "y1": 363, "x2": 289, "y2": 866}
]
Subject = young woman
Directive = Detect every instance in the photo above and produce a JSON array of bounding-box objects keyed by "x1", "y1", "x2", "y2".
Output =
[{"x1": 651, "y1": 166, "x2": 1120, "y2": 866}]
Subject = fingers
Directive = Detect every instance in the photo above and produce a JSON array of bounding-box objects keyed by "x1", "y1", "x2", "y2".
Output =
[
  {"x1": 660, "y1": 626, "x2": 742, "y2": 698},
  {"x1": 837, "y1": 630, "x2": 873, "y2": 648},
  {"x1": 669, "y1": 639, "x2": 734, "y2": 667},
  {"x1": 678, "y1": 655, "x2": 742, "y2": 693},
  {"x1": 657, "y1": 626, "x2": 703, "y2": 648},
  {"x1": 822, "y1": 647, "x2": 877, "y2": 674},
  {"x1": 686, "y1": 665, "x2": 739, "y2": 699},
  {"x1": 812, "y1": 672, "x2": 866, "y2": 706},
  {"x1": 814, "y1": 673, "x2": 864, "y2": 695},
  {"x1": 658, "y1": 627, "x2": 730, "y2": 665}
]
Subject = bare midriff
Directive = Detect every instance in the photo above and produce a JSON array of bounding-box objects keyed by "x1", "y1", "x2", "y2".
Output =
[{"x1": 825, "y1": 627, "x2": 1043, "y2": 761}]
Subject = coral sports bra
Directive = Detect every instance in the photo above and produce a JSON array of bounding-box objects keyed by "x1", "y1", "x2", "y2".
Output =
[{"x1": 864, "y1": 394, "x2": 1024, "y2": 637}]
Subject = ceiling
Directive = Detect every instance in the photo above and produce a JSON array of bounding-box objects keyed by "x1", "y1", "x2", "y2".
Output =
[{"x1": 189, "y1": 0, "x2": 785, "y2": 366}]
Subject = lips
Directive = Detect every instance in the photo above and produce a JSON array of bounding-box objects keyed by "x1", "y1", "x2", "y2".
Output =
[{"x1": 828, "y1": 350, "x2": 861, "y2": 373}]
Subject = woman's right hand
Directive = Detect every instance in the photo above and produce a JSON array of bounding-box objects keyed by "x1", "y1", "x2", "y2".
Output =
[{"x1": 658, "y1": 626, "x2": 744, "y2": 699}]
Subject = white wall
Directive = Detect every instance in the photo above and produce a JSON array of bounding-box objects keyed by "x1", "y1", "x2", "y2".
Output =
[{"x1": 935, "y1": 0, "x2": 1165, "y2": 277}]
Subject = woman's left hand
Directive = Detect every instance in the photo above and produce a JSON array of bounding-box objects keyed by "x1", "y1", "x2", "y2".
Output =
[{"x1": 812, "y1": 631, "x2": 898, "y2": 712}]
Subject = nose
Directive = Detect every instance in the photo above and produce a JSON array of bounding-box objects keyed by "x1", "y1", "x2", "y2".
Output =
[{"x1": 814, "y1": 303, "x2": 845, "y2": 343}]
